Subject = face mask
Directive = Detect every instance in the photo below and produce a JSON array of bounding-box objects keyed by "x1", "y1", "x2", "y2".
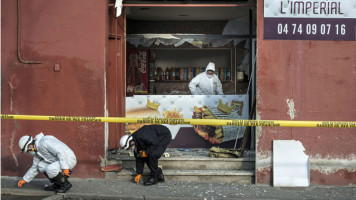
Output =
[
  {"x1": 207, "y1": 74, "x2": 213, "y2": 78},
  {"x1": 28, "y1": 151, "x2": 36, "y2": 155}
]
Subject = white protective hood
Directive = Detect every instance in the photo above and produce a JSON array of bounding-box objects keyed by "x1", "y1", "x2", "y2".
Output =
[{"x1": 206, "y1": 62, "x2": 216, "y2": 72}]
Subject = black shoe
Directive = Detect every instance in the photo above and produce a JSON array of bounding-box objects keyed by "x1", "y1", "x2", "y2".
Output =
[
  {"x1": 44, "y1": 183, "x2": 61, "y2": 191},
  {"x1": 44, "y1": 172, "x2": 61, "y2": 191},
  {"x1": 52, "y1": 172, "x2": 72, "y2": 193},
  {"x1": 158, "y1": 173, "x2": 165, "y2": 182},
  {"x1": 157, "y1": 168, "x2": 165, "y2": 182},
  {"x1": 144, "y1": 178, "x2": 158, "y2": 186},
  {"x1": 56, "y1": 181, "x2": 72, "y2": 193}
]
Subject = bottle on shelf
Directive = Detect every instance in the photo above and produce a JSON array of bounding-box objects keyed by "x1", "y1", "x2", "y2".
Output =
[
  {"x1": 196, "y1": 66, "x2": 201, "y2": 75},
  {"x1": 156, "y1": 67, "x2": 163, "y2": 81},
  {"x1": 170, "y1": 67, "x2": 176, "y2": 80},
  {"x1": 175, "y1": 67, "x2": 180, "y2": 80},
  {"x1": 180, "y1": 67, "x2": 185, "y2": 80},
  {"x1": 161, "y1": 67, "x2": 166, "y2": 80},
  {"x1": 165, "y1": 68, "x2": 170, "y2": 80},
  {"x1": 192, "y1": 67, "x2": 197, "y2": 78},
  {"x1": 216, "y1": 67, "x2": 221, "y2": 80},
  {"x1": 188, "y1": 67, "x2": 193, "y2": 80},
  {"x1": 184, "y1": 67, "x2": 189, "y2": 80},
  {"x1": 155, "y1": 69, "x2": 158, "y2": 81},
  {"x1": 220, "y1": 67, "x2": 225, "y2": 81},
  {"x1": 201, "y1": 66, "x2": 205, "y2": 73},
  {"x1": 226, "y1": 67, "x2": 231, "y2": 80}
]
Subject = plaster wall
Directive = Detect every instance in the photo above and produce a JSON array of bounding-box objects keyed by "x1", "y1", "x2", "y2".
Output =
[
  {"x1": 1, "y1": 0, "x2": 107, "y2": 178},
  {"x1": 256, "y1": 0, "x2": 356, "y2": 185}
]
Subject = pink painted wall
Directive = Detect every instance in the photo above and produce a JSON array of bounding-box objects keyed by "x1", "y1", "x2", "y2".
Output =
[
  {"x1": 256, "y1": 0, "x2": 356, "y2": 185},
  {"x1": 1, "y1": 0, "x2": 107, "y2": 178}
]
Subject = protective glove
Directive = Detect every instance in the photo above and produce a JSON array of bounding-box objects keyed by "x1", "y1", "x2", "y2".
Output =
[
  {"x1": 135, "y1": 174, "x2": 142, "y2": 184},
  {"x1": 62, "y1": 169, "x2": 71, "y2": 177},
  {"x1": 17, "y1": 180, "x2": 26, "y2": 187},
  {"x1": 138, "y1": 150, "x2": 148, "y2": 158}
]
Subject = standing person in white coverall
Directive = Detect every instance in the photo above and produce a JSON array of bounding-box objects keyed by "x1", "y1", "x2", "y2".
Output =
[
  {"x1": 17, "y1": 132, "x2": 77, "y2": 193},
  {"x1": 189, "y1": 62, "x2": 224, "y2": 95}
]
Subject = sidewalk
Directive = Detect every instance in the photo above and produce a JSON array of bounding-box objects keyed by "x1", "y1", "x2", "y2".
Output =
[{"x1": 1, "y1": 176, "x2": 356, "y2": 200}]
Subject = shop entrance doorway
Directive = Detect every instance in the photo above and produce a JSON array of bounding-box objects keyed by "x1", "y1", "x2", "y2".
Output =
[{"x1": 123, "y1": 0, "x2": 256, "y2": 153}]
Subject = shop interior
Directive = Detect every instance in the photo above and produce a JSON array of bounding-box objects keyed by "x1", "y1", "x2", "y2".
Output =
[
  {"x1": 125, "y1": 1, "x2": 256, "y2": 96},
  {"x1": 124, "y1": 0, "x2": 257, "y2": 151}
]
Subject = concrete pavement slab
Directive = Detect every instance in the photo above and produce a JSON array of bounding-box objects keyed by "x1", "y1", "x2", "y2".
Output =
[{"x1": 2, "y1": 176, "x2": 356, "y2": 200}]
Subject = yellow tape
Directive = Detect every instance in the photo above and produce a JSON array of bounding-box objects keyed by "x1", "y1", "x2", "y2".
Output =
[{"x1": 1, "y1": 114, "x2": 356, "y2": 128}]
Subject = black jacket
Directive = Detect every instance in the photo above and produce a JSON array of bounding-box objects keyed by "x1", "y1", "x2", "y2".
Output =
[{"x1": 132, "y1": 125, "x2": 172, "y2": 155}]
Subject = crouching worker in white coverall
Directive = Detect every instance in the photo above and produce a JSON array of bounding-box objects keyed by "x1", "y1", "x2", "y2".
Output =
[
  {"x1": 17, "y1": 132, "x2": 77, "y2": 193},
  {"x1": 189, "y1": 62, "x2": 224, "y2": 95},
  {"x1": 120, "y1": 125, "x2": 172, "y2": 186}
]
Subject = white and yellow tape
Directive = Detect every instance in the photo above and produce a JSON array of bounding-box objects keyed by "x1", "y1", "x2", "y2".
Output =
[{"x1": 1, "y1": 114, "x2": 356, "y2": 128}]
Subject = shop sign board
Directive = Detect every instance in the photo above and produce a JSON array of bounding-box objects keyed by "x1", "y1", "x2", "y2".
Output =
[
  {"x1": 126, "y1": 95, "x2": 248, "y2": 148},
  {"x1": 264, "y1": 0, "x2": 356, "y2": 40}
]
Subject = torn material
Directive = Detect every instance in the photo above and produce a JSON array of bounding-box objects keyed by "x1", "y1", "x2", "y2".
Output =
[
  {"x1": 209, "y1": 147, "x2": 241, "y2": 158},
  {"x1": 273, "y1": 140, "x2": 310, "y2": 187},
  {"x1": 115, "y1": 0, "x2": 123, "y2": 17}
]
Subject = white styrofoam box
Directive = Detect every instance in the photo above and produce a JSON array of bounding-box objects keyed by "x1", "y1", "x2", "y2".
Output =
[{"x1": 273, "y1": 140, "x2": 310, "y2": 187}]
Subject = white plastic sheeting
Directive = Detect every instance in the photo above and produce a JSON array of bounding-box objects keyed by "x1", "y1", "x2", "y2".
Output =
[{"x1": 126, "y1": 34, "x2": 246, "y2": 48}]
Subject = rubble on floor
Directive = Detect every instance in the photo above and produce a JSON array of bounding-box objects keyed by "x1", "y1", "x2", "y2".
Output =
[{"x1": 209, "y1": 147, "x2": 242, "y2": 158}]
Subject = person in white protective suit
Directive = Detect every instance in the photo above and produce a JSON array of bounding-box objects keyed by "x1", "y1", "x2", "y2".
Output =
[
  {"x1": 189, "y1": 62, "x2": 224, "y2": 95},
  {"x1": 17, "y1": 132, "x2": 77, "y2": 193}
]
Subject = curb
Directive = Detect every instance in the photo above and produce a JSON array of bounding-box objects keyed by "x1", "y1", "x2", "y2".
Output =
[
  {"x1": 1, "y1": 188, "x2": 54, "y2": 196},
  {"x1": 65, "y1": 192, "x2": 144, "y2": 200},
  {"x1": 1, "y1": 188, "x2": 251, "y2": 200},
  {"x1": 42, "y1": 194, "x2": 66, "y2": 200}
]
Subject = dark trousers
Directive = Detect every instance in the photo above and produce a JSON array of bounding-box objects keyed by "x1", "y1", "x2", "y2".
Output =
[{"x1": 136, "y1": 134, "x2": 171, "y2": 178}]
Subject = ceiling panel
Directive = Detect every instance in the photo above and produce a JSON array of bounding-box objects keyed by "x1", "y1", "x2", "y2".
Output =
[
  {"x1": 126, "y1": 6, "x2": 250, "y2": 21},
  {"x1": 122, "y1": 0, "x2": 253, "y2": 21}
]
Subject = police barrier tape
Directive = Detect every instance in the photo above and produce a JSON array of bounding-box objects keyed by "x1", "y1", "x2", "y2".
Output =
[{"x1": 1, "y1": 114, "x2": 356, "y2": 128}]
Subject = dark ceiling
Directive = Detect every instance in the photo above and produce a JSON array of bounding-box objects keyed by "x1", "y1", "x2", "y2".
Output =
[{"x1": 122, "y1": 0, "x2": 254, "y2": 21}]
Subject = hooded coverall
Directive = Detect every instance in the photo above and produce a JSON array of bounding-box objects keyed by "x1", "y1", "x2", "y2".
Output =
[
  {"x1": 189, "y1": 63, "x2": 224, "y2": 95},
  {"x1": 22, "y1": 133, "x2": 77, "y2": 182},
  {"x1": 132, "y1": 125, "x2": 172, "y2": 178}
]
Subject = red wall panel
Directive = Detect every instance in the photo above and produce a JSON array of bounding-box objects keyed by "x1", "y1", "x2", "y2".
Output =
[
  {"x1": 106, "y1": 7, "x2": 126, "y2": 151},
  {"x1": 256, "y1": 0, "x2": 356, "y2": 185},
  {"x1": 1, "y1": 0, "x2": 107, "y2": 178}
]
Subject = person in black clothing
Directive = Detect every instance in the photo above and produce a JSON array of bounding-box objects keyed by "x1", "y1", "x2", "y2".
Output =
[{"x1": 120, "y1": 125, "x2": 172, "y2": 186}]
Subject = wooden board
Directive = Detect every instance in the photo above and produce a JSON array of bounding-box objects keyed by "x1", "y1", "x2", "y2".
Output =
[{"x1": 101, "y1": 164, "x2": 122, "y2": 172}]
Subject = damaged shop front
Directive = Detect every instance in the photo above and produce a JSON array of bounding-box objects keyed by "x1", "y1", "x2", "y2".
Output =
[
  {"x1": 122, "y1": 2, "x2": 257, "y2": 152},
  {"x1": 102, "y1": 0, "x2": 257, "y2": 183},
  {"x1": 3, "y1": 0, "x2": 353, "y2": 186}
]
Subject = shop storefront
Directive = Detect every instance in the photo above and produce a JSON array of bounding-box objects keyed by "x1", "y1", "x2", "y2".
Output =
[{"x1": 122, "y1": 2, "x2": 256, "y2": 149}]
